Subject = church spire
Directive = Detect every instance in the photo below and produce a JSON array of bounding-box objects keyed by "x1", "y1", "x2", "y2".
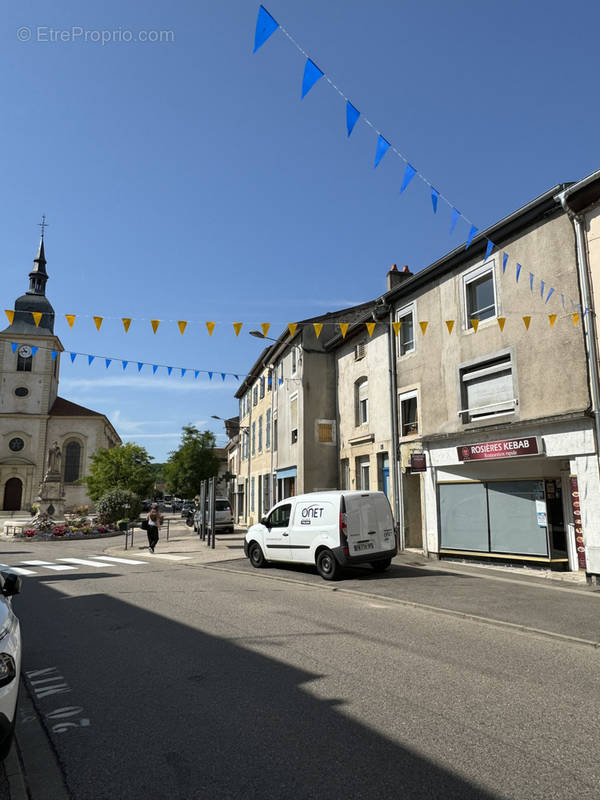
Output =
[{"x1": 29, "y1": 216, "x2": 49, "y2": 295}]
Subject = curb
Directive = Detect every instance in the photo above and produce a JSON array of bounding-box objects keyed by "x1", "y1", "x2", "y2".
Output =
[{"x1": 200, "y1": 562, "x2": 600, "y2": 650}]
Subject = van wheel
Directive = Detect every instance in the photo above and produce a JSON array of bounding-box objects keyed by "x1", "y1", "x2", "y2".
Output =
[
  {"x1": 316, "y1": 549, "x2": 340, "y2": 581},
  {"x1": 371, "y1": 558, "x2": 392, "y2": 572},
  {"x1": 249, "y1": 542, "x2": 266, "y2": 568}
]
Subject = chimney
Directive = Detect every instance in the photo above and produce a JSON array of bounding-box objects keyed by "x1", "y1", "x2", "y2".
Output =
[{"x1": 386, "y1": 264, "x2": 413, "y2": 291}]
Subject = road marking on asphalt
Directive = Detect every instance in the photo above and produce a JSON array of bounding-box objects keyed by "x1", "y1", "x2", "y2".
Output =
[
  {"x1": 20, "y1": 561, "x2": 78, "y2": 571},
  {"x1": 56, "y1": 558, "x2": 112, "y2": 568},
  {"x1": 0, "y1": 563, "x2": 36, "y2": 575},
  {"x1": 88, "y1": 556, "x2": 148, "y2": 565}
]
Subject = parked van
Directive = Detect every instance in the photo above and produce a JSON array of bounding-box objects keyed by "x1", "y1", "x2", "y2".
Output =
[{"x1": 244, "y1": 491, "x2": 397, "y2": 581}]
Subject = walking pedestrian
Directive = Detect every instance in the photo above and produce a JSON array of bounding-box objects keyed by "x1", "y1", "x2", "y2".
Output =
[{"x1": 146, "y1": 503, "x2": 163, "y2": 553}]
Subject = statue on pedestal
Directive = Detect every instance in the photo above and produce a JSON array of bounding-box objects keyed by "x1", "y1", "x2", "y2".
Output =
[{"x1": 45, "y1": 441, "x2": 62, "y2": 481}]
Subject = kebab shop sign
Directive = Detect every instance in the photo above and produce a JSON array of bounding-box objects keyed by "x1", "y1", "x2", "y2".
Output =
[{"x1": 457, "y1": 437, "x2": 540, "y2": 462}]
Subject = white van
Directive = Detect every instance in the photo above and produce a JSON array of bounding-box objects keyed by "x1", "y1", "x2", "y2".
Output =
[{"x1": 244, "y1": 490, "x2": 397, "y2": 581}]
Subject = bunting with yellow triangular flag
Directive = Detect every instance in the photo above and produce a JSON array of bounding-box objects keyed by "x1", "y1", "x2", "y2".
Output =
[
  {"x1": 93, "y1": 316, "x2": 103, "y2": 331},
  {"x1": 392, "y1": 321, "x2": 401, "y2": 336},
  {"x1": 177, "y1": 321, "x2": 187, "y2": 336},
  {"x1": 470, "y1": 319, "x2": 479, "y2": 333},
  {"x1": 549, "y1": 314, "x2": 557, "y2": 328},
  {"x1": 339, "y1": 323, "x2": 349, "y2": 338},
  {"x1": 313, "y1": 323, "x2": 323, "y2": 338},
  {"x1": 498, "y1": 317, "x2": 506, "y2": 332},
  {"x1": 65, "y1": 314, "x2": 76, "y2": 328},
  {"x1": 522, "y1": 316, "x2": 531, "y2": 330},
  {"x1": 419, "y1": 321, "x2": 428, "y2": 335},
  {"x1": 4, "y1": 310, "x2": 14, "y2": 325},
  {"x1": 233, "y1": 322, "x2": 243, "y2": 336},
  {"x1": 206, "y1": 321, "x2": 215, "y2": 336},
  {"x1": 151, "y1": 319, "x2": 160, "y2": 334},
  {"x1": 261, "y1": 323, "x2": 270, "y2": 338},
  {"x1": 288, "y1": 323, "x2": 297, "y2": 338},
  {"x1": 445, "y1": 320, "x2": 455, "y2": 335},
  {"x1": 122, "y1": 318, "x2": 132, "y2": 333},
  {"x1": 32, "y1": 312, "x2": 43, "y2": 327},
  {"x1": 366, "y1": 322, "x2": 376, "y2": 337}
]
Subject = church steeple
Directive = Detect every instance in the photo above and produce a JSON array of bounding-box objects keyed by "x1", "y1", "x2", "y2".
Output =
[
  {"x1": 29, "y1": 236, "x2": 48, "y2": 295},
  {"x1": 1, "y1": 220, "x2": 56, "y2": 335}
]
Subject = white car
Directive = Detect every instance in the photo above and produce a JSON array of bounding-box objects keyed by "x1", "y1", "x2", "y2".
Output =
[
  {"x1": 193, "y1": 498, "x2": 235, "y2": 534},
  {"x1": 0, "y1": 571, "x2": 22, "y2": 759},
  {"x1": 245, "y1": 490, "x2": 397, "y2": 580}
]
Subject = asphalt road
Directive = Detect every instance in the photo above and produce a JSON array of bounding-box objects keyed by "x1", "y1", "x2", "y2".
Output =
[{"x1": 5, "y1": 538, "x2": 600, "y2": 799}]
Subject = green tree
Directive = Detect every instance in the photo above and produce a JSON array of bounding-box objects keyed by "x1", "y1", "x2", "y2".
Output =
[
  {"x1": 96, "y1": 489, "x2": 142, "y2": 524},
  {"x1": 85, "y1": 442, "x2": 155, "y2": 502},
  {"x1": 164, "y1": 425, "x2": 219, "y2": 499}
]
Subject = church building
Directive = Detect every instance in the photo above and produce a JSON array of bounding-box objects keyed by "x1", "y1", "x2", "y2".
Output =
[{"x1": 0, "y1": 235, "x2": 121, "y2": 513}]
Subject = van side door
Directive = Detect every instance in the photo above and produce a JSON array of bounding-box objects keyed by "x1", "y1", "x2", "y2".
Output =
[
  {"x1": 263, "y1": 502, "x2": 293, "y2": 562},
  {"x1": 290, "y1": 500, "x2": 336, "y2": 563}
]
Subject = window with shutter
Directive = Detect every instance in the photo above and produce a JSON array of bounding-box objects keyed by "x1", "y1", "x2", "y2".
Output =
[
  {"x1": 290, "y1": 395, "x2": 298, "y2": 445},
  {"x1": 459, "y1": 354, "x2": 515, "y2": 423},
  {"x1": 354, "y1": 341, "x2": 367, "y2": 360}
]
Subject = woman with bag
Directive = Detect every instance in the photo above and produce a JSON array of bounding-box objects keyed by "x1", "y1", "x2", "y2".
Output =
[{"x1": 146, "y1": 503, "x2": 163, "y2": 553}]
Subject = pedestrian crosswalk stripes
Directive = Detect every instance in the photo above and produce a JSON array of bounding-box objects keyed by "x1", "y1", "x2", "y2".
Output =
[{"x1": 0, "y1": 553, "x2": 193, "y2": 576}]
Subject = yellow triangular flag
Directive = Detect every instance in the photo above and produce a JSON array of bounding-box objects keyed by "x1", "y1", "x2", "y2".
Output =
[
  {"x1": 366, "y1": 322, "x2": 376, "y2": 337},
  {"x1": 122, "y1": 317, "x2": 132, "y2": 333},
  {"x1": 233, "y1": 322, "x2": 243, "y2": 337},
  {"x1": 497, "y1": 317, "x2": 506, "y2": 332},
  {"x1": 445, "y1": 320, "x2": 455, "y2": 335},
  {"x1": 32, "y1": 312, "x2": 43, "y2": 327},
  {"x1": 177, "y1": 320, "x2": 187, "y2": 336},
  {"x1": 572, "y1": 313, "x2": 580, "y2": 326},
  {"x1": 4, "y1": 310, "x2": 14, "y2": 325},
  {"x1": 548, "y1": 314, "x2": 557, "y2": 328},
  {"x1": 339, "y1": 322, "x2": 349, "y2": 338},
  {"x1": 522, "y1": 316, "x2": 531, "y2": 330},
  {"x1": 261, "y1": 323, "x2": 271, "y2": 338},
  {"x1": 93, "y1": 316, "x2": 103, "y2": 331},
  {"x1": 470, "y1": 318, "x2": 479, "y2": 333},
  {"x1": 392, "y1": 321, "x2": 401, "y2": 337},
  {"x1": 151, "y1": 319, "x2": 160, "y2": 334},
  {"x1": 65, "y1": 314, "x2": 76, "y2": 329},
  {"x1": 206, "y1": 321, "x2": 215, "y2": 336},
  {"x1": 419, "y1": 321, "x2": 429, "y2": 335},
  {"x1": 313, "y1": 322, "x2": 323, "y2": 339},
  {"x1": 288, "y1": 323, "x2": 298, "y2": 338}
]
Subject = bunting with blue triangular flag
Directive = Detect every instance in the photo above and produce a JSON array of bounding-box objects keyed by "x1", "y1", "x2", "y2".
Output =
[
  {"x1": 466, "y1": 225, "x2": 478, "y2": 249},
  {"x1": 70, "y1": 353, "x2": 77, "y2": 363},
  {"x1": 221, "y1": 373, "x2": 226, "y2": 381},
  {"x1": 122, "y1": 361, "x2": 128, "y2": 370},
  {"x1": 152, "y1": 365, "x2": 158, "y2": 374},
  {"x1": 502, "y1": 253, "x2": 508, "y2": 273},
  {"x1": 10, "y1": 343, "x2": 17, "y2": 353},
  {"x1": 31, "y1": 347, "x2": 38, "y2": 356},
  {"x1": 301, "y1": 59, "x2": 323, "y2": 99},
  {"x1": 208, "y1": 372, "x2": 213, "y2": 380},
  {"x1": 253, "y1": 5, "x2": 279, "y2": 53},
  {"x1": 516, "y1": 264, "x2": 522, "y2": 282},
  {"x1": 374, "y1": 135, "x2": 390, "y2": 168},
  {"x1": 431, "y1": 188, "x2": 439, "y2": 213},
  {"x1": 545, "y1": 288, "x2": 555, "y2": 304},
  {"x1": 181, "y1": 369, "x2": 186, "y2": 377},
  {"x1": 346, "y1": 101, "x2": 359, "y2": 137},
  {"x1": 450, "y1": 208, "x2": 460, "y2": 234},
  {"x1": 105, "y1": 359, "x2": 111, "y2": 368},
  {"x1": 529, "y1": 273, "x2": 534, "y2": 291},
  {"x1": 138, "y1": 363, "x2": 143, "y2": 372},
  {"x1": 88, "y1": 355, "x2": 94, "y2": 365},
  {"x1": 51, "y1": 351, "x2": 57, "y2": 360},
  {"x1": 194, "y1": 370, "x2": 199, "y2": 379},
  {"x1": 485, "y1": 240, "x2": 494, "y2": 260},
  {"x1": 400, "y1": 164, "x2": 416, "y2": 194},
  {"x1": 167, "y1": 367, "x2": 172, "y2": 376}
]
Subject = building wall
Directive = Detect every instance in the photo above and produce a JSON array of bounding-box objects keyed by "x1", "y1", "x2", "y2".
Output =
[{"x1": 336, "y1": 327, "x2": 393, "y2": 499}]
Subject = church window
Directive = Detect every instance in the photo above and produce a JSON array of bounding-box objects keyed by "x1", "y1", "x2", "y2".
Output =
[
  {"x1": 63, "y1": 441, "x2": 82, "y2": 483},
  {"x1": 14, "y1": 387, "x2": 29, "y2": 397},
  {"x1": 17, "y1": 354, "x2": 32, "y2": 372}
]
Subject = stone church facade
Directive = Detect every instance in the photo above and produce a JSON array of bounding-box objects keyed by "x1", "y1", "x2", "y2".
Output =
[{"x1": 0, "y1": 237, "x2": 121, "y2": 513}]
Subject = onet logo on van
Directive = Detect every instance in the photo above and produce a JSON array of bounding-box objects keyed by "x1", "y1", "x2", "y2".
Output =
[{"x1": 300, "y1": 505, "x2": 324, "y2": 524}]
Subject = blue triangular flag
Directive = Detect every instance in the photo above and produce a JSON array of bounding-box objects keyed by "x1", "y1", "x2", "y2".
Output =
[
  {"x1": 545, "y1": 288, "x2": 555, "y2": 304},
  {"x1": 51, "y1": 350, "x2": 57, "y2": 360},
  {"x1": 31, "y1": 346, "x2": 38, "y2": 356},
  {"x1": 485, "y1": 240, "x2": 494, "y2": 260},
  {"x1": 181, "y1": 368, "x2": 186, "y2": 377},
  {"x1": 529, "y1": 272, "x2": 534, "y2": 291},
  {"x1": 400, "y1": 163, "x2": 417, "y2": 193},
  {"x1": 540, "y1": 280, "x2": 545, "y2": 298},
  {"x1": 152, "y1": 365, "x2": 158, "y2": 374},
  {"x1": 10, "y1": 342, "x2": 17, "y2": 353},
  {"x1": 221, "y1": 373, "x2": 226, "y2": 381},
  {"x1": 253, "y1": 5, "x2": 279, "y2": 53},
  {"x1": 466, "y1": 225, "x2": 478, "y2": 249},
  {"x1": 167, "y1": 366, "x2": 172, "y2": 376},
  {"x1": 502, "y1": 253, "x2": 508, "y2": 273},
  {"x1": 137, "y1": 362, "x2": 143, "y2": 372},
  {"x1": 105, "y1": 359, "x2": 111, "y2": 368},
  {"x1": 301, "y1": 59, "x2": 323, "y2": 99},
  {"x1": 235, "y1": 375, "x2": 240, "y2": 381},
  {"x1": 122, "y1": 360, "x2": 128, "y2": 370},
  {"x1": 208, "y1": 372, "x2": 213, "y2": 380},
  {"x1": 70, "y1": 352, "x2": 77, "y2": 363},
  {"x1": 516, "y1": 263, "x2": 522, "y2": 282},
  {"x1": 431, "y1": 188, "x2": 439, "y2": 213},
  {"x1": 268, "y1": 376, "x2": 272, "y2": 388},
  {"x1": 88, "y1": 355, "x2": 94, "y2": 365},
  {"x1": 194, "y1": 370, "x2": 199, "y2": 379},
  {"x1": 450, "y1": 208, "x2": 460, "y2": 233},
  {"x1": 346, "y1": 101, "x2": 360, "y2": 137},
  {"x1": 561, "y1": 294, "x2": 565, "y2": 307},
  {"x1": 374, "y1": 135, "x2": 390, "y2": 168}
]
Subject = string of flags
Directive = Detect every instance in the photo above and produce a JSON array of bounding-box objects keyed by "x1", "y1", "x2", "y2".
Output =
[
  {"x1": 252, "y1": 5, "x2": 587, "y2": 314},
  {"x1": 5, "y1": 308, "x2": 585, "y2": 340}
]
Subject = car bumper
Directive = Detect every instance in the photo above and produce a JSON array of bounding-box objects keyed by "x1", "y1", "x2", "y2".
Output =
[{"x1": 332, "y1": 545, "x2": 397, "y2": 567}]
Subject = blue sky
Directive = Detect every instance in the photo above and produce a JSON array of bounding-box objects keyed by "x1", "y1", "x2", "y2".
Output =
[{"x1": 2, "y1": 0, "x2": 599, "y2": 461}]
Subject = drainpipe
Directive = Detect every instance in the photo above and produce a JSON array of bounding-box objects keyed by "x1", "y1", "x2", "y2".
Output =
[
  {"x1": 556, "y1": 191, "x2": 600, "y2": 474},
  {"x1": 387, "y1": 305, "x2": 403, "y2": 549}
]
